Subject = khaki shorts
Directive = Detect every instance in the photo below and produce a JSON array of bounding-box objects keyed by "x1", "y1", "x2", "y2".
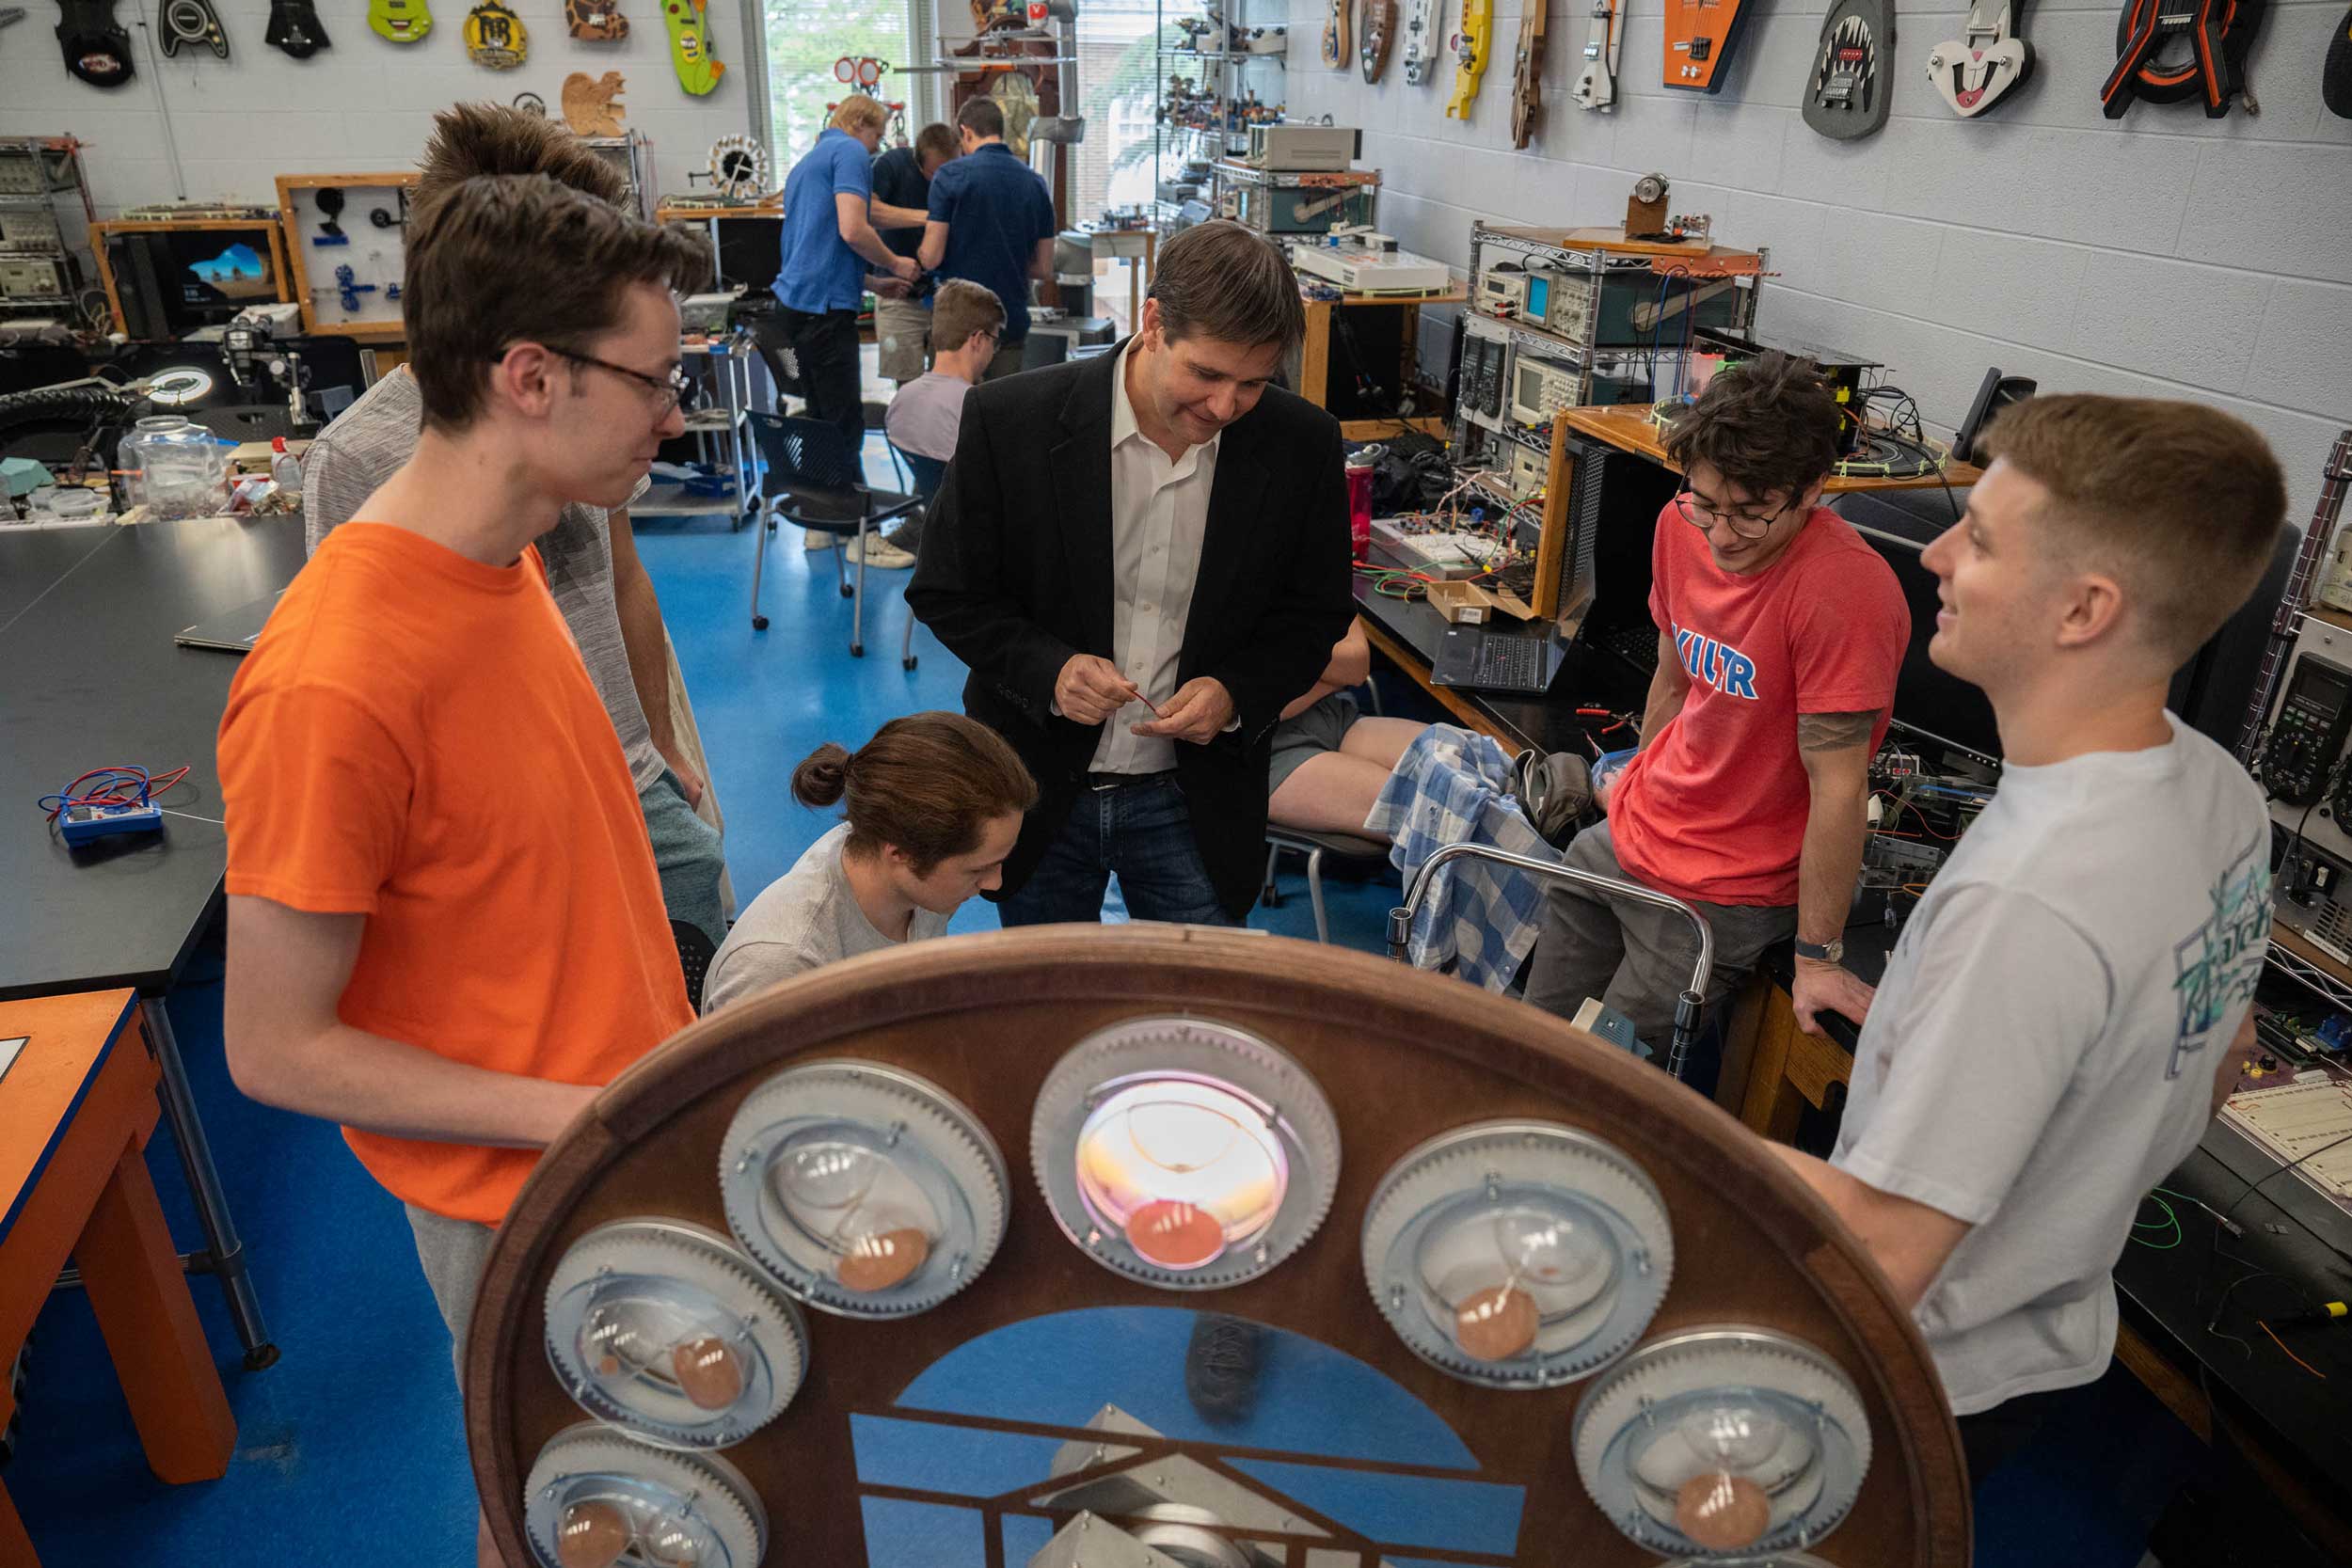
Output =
[{"x1": 873, "y1": 294, "x2": 930, "y2": 384}]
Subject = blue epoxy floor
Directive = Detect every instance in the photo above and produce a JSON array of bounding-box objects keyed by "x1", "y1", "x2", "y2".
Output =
[{"x1": 7, "y1": 434, "x2": 2221, "y2": 1565}]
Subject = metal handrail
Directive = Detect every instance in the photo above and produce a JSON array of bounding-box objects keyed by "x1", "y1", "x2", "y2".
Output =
[{"x1": 1389, "y1": 841, "x2": 1715, "y2": 1079}]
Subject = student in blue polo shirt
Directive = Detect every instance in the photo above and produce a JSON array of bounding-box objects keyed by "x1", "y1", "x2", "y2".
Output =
[
  {"x1": 771, "y1": 95, "x2": 923, "y2": 446},
  {"x1": 917, "y1": 97, "x2": 1057, "y2": 382}
]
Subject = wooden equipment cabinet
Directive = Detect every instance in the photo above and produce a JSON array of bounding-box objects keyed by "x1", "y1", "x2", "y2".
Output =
[
  {"x1": 276, "y1": 171, "x2": 420, "y2": 341},
  {"x1": 87, "y1": 217, "x2": 293, "y2": 338}
]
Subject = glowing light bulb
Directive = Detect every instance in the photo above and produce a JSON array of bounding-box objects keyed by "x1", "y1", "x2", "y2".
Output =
[
  {"x1": 1125, "y1": 1097, "x2": 1242, "y2": 1175},
  {"x1": 1074, "y1": 1080, "x2": 1291, "y2": 1269},
  {"x1": 1125, "y1": 1198, "x2": 1228, "y2": 1267},
  {"x1": 1673, "y1": 1469, "x2": 1772, "y2": 1551},
  {"x1": 554, "y1": 1499, "x2": 632, "y2": 1568},
  {"x1": 1452, "y1": 1283, "x2": 1538, "y2": 1360}
]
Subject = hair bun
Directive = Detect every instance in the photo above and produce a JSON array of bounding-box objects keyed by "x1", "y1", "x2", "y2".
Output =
[{"x1": 790, "y1": 742, "x2": 854, "y2": 808}]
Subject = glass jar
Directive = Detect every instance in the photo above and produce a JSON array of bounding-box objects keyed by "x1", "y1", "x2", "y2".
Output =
[{"x1": 123, "y1": 416, "x2": 230, "y2": 520}]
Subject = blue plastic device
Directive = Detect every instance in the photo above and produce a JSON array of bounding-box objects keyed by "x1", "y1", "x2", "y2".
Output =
[{"x1": 58, "y1": 800, "x2": 165, "y2": 845}]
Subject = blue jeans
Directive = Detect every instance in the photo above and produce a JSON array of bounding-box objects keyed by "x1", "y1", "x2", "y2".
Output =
[
  {"x1": 887, "y1": 445, "x2": 946, "y2": 556},
  {"x1": 998, "y1": 777, "x2": 1235, "y2": 927}
]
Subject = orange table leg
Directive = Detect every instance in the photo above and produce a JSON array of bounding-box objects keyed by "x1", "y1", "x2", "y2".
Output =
[
  {"x1": 74, "y1": 1146, "x2": 235, "y2": 1484},
  {"x1": 0, "y1": 1481, "x2": 36, "y2": 1568}
]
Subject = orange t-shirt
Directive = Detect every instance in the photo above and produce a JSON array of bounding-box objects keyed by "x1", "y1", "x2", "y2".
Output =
[{"x1": 218, "y1": 522, "x2": 691, "y2": 1224}]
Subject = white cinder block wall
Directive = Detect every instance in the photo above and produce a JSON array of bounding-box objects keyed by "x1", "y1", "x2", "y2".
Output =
[
  {"x1": 1283, "y1": 0, "x2": 2352, "y2": 526},
  {"x1": 0, "y1": 0, "x2": 755, "y2": 221}
]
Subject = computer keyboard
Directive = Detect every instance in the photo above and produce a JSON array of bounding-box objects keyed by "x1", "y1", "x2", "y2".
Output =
[
  {"x1": 1475, "y1": 636, "x2": 1546, "y2": 689},
  {"x1": 1595, "y1": 621, "x2": 1660, "y2": 676}
]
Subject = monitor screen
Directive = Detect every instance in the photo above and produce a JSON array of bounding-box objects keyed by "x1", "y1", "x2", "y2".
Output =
[
  {"x1": 1830, "y1": 489, "x2": 2002, "y2": 762},
  {"x1": 712, "y1": 216, "x2": 783, "y2": 293},
  {"x1": 110, "y1": 226, "x2": 283, "y2": 337}
]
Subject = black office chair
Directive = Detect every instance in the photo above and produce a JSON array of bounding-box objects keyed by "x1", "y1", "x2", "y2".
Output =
[
  {"x1": 744, "y1": 411, "x2": 920, "y2": 656},
  {"x1": 672, "y1": 920, "x2": 715, "y2": 1013},
  {"x1": 1262, "y1": 827, "x2": 1391, "y2": 944},
  {"x1": 862, "y1": 400, "x2": 913, "y2": 491}
]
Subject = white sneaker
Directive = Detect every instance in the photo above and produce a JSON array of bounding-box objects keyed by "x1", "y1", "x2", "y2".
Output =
[
  {"x1": 845, "y1": 535, "x2": 916, "y2": 569},
  {"x1": 802, "y1": 529, "x2": 832, "y2": 550}
]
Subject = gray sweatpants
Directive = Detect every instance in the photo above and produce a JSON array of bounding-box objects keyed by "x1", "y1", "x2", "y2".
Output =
[
  {"x1": 405, "y1": 1201, "x2": 499, "y2": 1387},
  {"x1": 1523, "y1": 819, "x2": 1797, "y2": 1050}
]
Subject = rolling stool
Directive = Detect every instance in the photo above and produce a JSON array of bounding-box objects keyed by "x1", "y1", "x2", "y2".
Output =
[{"x1": 1262, "y1": 827, "x2": 1391, "y2": 944}]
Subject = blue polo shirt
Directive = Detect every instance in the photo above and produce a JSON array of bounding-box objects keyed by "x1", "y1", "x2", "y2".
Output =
[
  {"x1": 774, "y1": 128, "x2": 872, "y2": 315},
  {"x1": 926, "y1": 142, "x2": 1057, "y2": 342}
]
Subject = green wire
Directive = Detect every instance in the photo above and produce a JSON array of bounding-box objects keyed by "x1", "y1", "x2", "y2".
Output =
[{"x1": 2130, "y1": 1192, "x2": 2183, "y2": 1250}]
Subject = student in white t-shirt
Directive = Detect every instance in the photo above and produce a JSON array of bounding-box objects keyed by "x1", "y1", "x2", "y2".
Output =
[
  {"x1": 701, "y1": 713, "x2": 1035, "y2": 1013},
  {"x1": 1768, "y1": 395, "x2": 2287, "y2": 1485},
  {"x1": 857, "y1": 279, "x2": 1007, "y2": 568}
]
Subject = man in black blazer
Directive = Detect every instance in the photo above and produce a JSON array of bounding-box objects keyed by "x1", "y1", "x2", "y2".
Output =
[{"x1": 907, "y1": 221, "x2": 1356, "y2": 925}]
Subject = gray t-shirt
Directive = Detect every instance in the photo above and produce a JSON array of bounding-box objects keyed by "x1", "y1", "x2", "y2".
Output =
[
  {"x1": 701, "y1": 823, "x2": 949, "y2": 1014},
  {"x1": 1833, "y1": 713, "x2": 2270, "y2": 1415},
  {"x1": 882, "y1": 369, "x2": 972, "y2": 462},
  {"x1": 300, "y1": 368, "x2": 664, "y2": 790}
]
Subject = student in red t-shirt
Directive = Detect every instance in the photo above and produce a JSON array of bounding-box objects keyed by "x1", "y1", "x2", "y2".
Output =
[{"x1": 1526, "y1": 353, "x2": 1909, "y2": 1044}]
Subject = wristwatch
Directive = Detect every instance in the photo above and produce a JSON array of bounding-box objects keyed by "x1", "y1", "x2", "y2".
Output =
[{"x1": 1793, "y1": 938, "x2": 1844, "y2": 964}]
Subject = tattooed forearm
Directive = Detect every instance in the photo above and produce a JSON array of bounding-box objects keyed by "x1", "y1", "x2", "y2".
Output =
[{"x1": 1797, "y1": 709, "x2": 1883, "y2": 752}]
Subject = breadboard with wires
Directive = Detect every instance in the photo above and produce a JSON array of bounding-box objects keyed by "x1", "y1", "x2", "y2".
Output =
[
  {"x1": 1368, "y1": 518, "x2": 1510, "y2": 577},
  {"x1": 2221, "y1": 1079, "x2": 2352, "y2": 1212}
]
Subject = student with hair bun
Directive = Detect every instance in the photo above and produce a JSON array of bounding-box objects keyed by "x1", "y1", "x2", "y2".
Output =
[{"x1": 700, "y1": 713, "x2": 1038, "y2": 1013}]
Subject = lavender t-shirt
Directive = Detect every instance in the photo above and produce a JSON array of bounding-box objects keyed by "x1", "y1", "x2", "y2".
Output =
[{"x1": 883, "y1": 370, "x2": 974, "y2": 462}]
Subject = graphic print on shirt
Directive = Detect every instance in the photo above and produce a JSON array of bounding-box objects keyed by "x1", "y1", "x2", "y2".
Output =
[
  {"x1": 1672, "y1": 622, "x2": 1760, "y2": 700},
  {"x1": 2169, "y1": 835, "x2": 2271, "y2": 1079}
]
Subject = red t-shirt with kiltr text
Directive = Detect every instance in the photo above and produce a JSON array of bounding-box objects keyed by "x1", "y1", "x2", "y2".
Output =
[{"x1": 1608, "y1": 501, "x2": 1909, "y2": 907}]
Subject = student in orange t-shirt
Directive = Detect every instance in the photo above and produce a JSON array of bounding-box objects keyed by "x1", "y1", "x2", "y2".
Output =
[
  {"x1": 217, "y1": 177, "x2": 711, "y2": 1560},
  {"x1": 1524, "y1": 353, "x2": 1909, "y2": 1049}
]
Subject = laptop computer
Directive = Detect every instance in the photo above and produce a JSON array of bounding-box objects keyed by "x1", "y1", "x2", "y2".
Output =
[
  {"x1": 174, "y1": 590, "x2": 282, "y2": 654},
  {"x1": 1430, "y1": 622, "x2": 1569, "y2": 695}
]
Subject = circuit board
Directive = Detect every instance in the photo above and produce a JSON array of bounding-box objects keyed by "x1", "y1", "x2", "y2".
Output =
[{"x1": 2222, "y1": 1072, "x2": 2352, "y2": 1220}]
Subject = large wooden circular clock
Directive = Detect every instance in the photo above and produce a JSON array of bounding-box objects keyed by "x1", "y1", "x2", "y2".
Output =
[{"x1": 466, "y1": 927, "x2": 1969, "y2": 1568}]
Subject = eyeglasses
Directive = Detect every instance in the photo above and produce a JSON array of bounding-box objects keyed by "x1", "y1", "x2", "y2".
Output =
[
  {"x1": 1673, "y1": 488, "x2": 1799, "y2": 542},
  {"x1": 545, "y1": 347, "x2": 692, "y2": 415}
]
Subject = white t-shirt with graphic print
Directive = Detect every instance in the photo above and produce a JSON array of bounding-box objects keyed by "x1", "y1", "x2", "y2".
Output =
[{"x1": 1832, "y1": 712, "x2": 2269, "y2": 1415}]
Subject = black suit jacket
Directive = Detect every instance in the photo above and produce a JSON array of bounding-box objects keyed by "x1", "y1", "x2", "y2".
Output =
[{"x1": 906, "y1": 343, "x2": 1356, "y2": 919}]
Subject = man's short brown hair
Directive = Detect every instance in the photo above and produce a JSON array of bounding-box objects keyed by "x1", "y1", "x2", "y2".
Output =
[
  {"x1": 1980, "y1": 395, "x2": 2287, "y2": 662},
  {"x1": 956, "y1": 97, "x2": 1007, "y2": 140},
  {"x1": 1661, "y1": 350, "x2": 1844, "y2": 504},
  {"x1": 832, "y1": 95, "x2": 888, "y2": 135},
  {"x1": 930, "y1": 279, "x2": 1005, "y2": 356},
  {"x1": 414, "y1": 102, "x2": 627, "y2": 214},
  {"x1": 914, "y1": 122, "x2": 958, "y2": 164},
  {"x1": 1148, "y1": 219, "x2": 1304, "y2": 354},
  {"x1": 405, "y1": 174, "x2": 711, "y2": 432}
]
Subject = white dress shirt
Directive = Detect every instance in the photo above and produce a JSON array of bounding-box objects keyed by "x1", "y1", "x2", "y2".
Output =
[{"x1": 1090, "y1": 338, "x2": 1221, "y2": 775}]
